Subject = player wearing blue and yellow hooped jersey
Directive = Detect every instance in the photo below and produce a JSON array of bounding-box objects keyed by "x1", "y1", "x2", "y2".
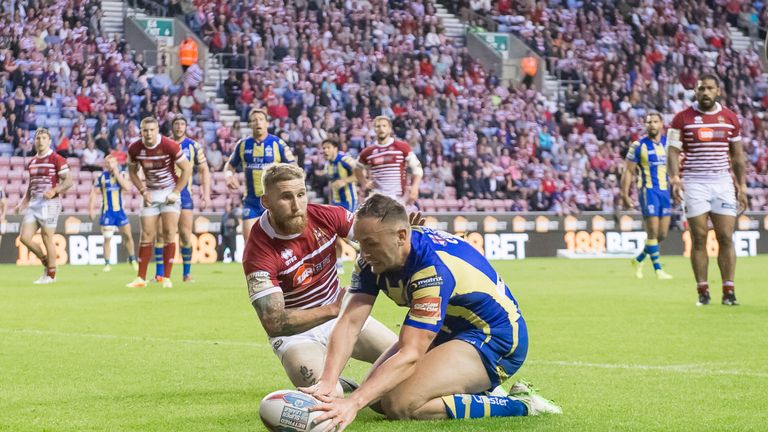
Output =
[
  {"x1": 224, "y1": 109, "x2": 295, "y2": 242},
  {"x1": 88, "y1": 155, "x2": 137, "y2": 271},
  {"x1": 621, "y1": 112, "x2": 673, "y2": 280},
  {"x1": 162, "y1": 115, "x2": 212, "y2": 282},
  {"x1": 321, "y1": 139, "x2": 358, "y2": 212},
  {"x1": 303, "y1": 194, "x2": 561, "y2": 425}
]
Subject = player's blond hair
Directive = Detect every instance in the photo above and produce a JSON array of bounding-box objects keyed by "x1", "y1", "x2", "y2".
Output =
[
  {"x1": 356, "y1": 193, "x2": 408, "y2": 226},
  {"x1": 373, "y1": 115, "x2": 392, "y2": 127},
  {"x1": 262, "y1": 163, "x2": 305, "y2": 192},
  {"x1": 35, "y1": 127, "x2": 51, "y2": 139},
  {"x1": 140, "y1": 117, "x2": 159, "y2": 128}
]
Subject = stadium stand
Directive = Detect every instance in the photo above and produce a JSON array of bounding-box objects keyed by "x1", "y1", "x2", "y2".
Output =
[{"x1": 0, "y1": 0, "x2": 766, "y2": 213}]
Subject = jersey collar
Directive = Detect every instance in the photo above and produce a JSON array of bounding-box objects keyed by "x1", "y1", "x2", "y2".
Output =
[
  {"x1": 143, "y1": 133, "x2": 162, "y2": 149},
  {"x1": 260, "y1": 210, "x2": 302, "y2": 240},
  {"x1": 36, "y1": 149, "x2": 53, "y2": 158},
  {"x1": 692, "y1": 101, "x2": 722, "y2": 115},
  {"x1": 375, "y1": 137, "x2": 394, "y2": 147}
]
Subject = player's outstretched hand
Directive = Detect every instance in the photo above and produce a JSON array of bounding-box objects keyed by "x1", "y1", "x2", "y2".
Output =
[
  {"x1": 408, "y1": 211, "x2": 425, "y2": 226},
  {"x1": 309, "y1": 394, "x2": 360, "y2": 432}
]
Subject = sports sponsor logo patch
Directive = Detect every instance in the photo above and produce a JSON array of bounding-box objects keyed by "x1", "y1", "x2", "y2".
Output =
[
  {"x1": 247, "y1": 271, "x2": 273, "y2": 297},
  {"x1": 409, "y1": 276, "x2": 443, "y2": 290},
  {"x1": 698, "y1": 128, "x2": 714, "y2": 141},
  {"x1": 279, "y1": 405, "x2": 309, "y2": 429},
  {"x1": 411, "y1": 297, "x2": 441, "y2": 319}
]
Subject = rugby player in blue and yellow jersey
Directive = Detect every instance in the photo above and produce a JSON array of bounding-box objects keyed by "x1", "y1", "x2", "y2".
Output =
[
  {"x1": 301, "y1": 194, "x2": 561, "y2": 429},
  {"x1": 170, "y1": 114, "x2": 211, "y2": 282},
  {"x1": 89, "y1": 155, "x2": 138, "y2": 272},
  {"x1": 322, "y1": 138, "x2": 359, "y2": 275},
  {"x1": 224, "y1": 109, "x2": 295, "y2": 242},
  {"x1": 621, "y1": 112, "x2": 674, "y2": 280}
]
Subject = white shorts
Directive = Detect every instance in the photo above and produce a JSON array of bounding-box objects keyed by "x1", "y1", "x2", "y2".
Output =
[
  {"x1": 683, "y1": 181, "x2": 738, "y2": 218},
  {"x1": 269, "y1": 316, "x2": 372, "y2": 361},
  {"x1": 140, "y1": 188, "x2": 181, "y2": 217},
  {"x1": 23, "y1": 199, "x2": 61, "y2": 229}
]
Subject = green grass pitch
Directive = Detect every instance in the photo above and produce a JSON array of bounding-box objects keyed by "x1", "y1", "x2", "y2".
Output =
[{"x1": 1, "y1": 256, "x2": 766, "y2": 431}]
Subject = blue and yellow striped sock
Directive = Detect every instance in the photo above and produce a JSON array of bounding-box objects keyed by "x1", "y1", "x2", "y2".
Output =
[
  {"x1": 442, "y1": 394, "x2": 528, "y2": 419},
  {"x1": 635, "y1": 248, "x2": 647, "y2": 263},
  {"x1": 181, "y1": 246, "x2": 193, "y2": 277},
  {"x1": 154, "y1": 244, "x2": 164, "y2": 278},
  {"x1": 646, "y1": 239, "x2": 662, "y2": 271}
]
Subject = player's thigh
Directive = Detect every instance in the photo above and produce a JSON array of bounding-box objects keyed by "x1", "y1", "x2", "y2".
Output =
[
  {"x1": 381, "y1": 339, "x2": 491, "y2": 417},
  {"x1": 351, "y1": 318, "x2": 398, "y2": 364},
  {"x1": 160, "y1": 211, "x2": 179, "y2": 241},
  {"x1": 687, "y1": 213, "x2": 710, "y2": 244},
  {"x1": 20, "y1": 221, "x2": 38, "y2": 242},
  {"x1": 119, "y1": 223, "x2": 133, "y2": 238},
  {"x1": 279, "y1": 342, "x2": 328, "y2": 388},
  {"x1": 178, "y1": 209, "x2": 193, "y2": 244},
  {"x1": 140, "y1": 215, "x2": 159, "y2": 242},
  {"x1": 683, "y1": 182, "x2": 712, "y2": 218},
  {"x1": 644, "y1": 216, "x2": 659, "y2": 239},
  {"x1": 710, "y1": 213, "x2": 736, "y2": 244}
]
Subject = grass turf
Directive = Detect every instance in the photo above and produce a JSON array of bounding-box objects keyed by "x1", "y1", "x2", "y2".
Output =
[{"x1": 0, "y1": 256, "x2": 766, "y2": 431}]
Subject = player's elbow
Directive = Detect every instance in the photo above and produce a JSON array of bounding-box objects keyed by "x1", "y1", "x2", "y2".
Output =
[{"x1": 261, "y1": 321, "x2": 287, "y2": 338}]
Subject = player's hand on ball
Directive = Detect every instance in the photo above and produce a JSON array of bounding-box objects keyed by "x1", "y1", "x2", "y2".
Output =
[
  {"x1": 165, "y1": 191, "x2": 180, "y2": 204},
  {"x1": 298, "y1": 379, "x2": 336, "y2": 399},
  {"x1": 310, "y1": 395, "x2": 361, "y2": 432}
]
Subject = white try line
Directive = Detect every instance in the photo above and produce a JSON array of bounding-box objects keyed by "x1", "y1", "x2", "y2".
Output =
[
  {"x1": 3, "y1": 327, "x2": 768, "y2": 379},
  {"x1": 526, "y1": 360, "x2": 768, "y2": 379}
]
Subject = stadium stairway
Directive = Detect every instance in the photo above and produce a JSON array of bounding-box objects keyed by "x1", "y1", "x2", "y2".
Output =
[
  {"x1": 101, "y1": 0, "x2": 239, "y2": 125},
  {"x1": 727, "y1": 24, "x2": 753, "y2": 53},
  {"x1": 433, "y1": 2, "x2": 468, "y2": 44}
]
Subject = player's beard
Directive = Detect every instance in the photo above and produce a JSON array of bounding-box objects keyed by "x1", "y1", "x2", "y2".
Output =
[{"x1": 274, "y1": 214, "x2": 307, "y2": 235}]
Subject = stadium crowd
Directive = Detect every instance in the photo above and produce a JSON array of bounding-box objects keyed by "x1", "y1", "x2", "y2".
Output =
[{"x1": 1, "y1": 0, "x2": 767, "y2": 214}]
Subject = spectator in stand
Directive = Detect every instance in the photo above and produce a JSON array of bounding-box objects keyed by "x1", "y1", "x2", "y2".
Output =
[{"x1": 81, "y1": 137, "x2": 105, "y2": 172}]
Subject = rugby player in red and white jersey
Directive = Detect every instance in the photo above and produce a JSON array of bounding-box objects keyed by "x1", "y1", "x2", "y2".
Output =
[
  {"x1": 243, "y1": 164, "x2": 396, "y2": 394},
  {"x1": 355, "y1": 116, "x2": 423, "y2": 207},
  {"x1": 126, "y1": 117, "x2": 192, "y2": 288},
  {"x1": 15, "y1": 128, "x2": 73, "y2": 284},
  {"x1": 667, "y1": 74, "x2": 748, "y2": 306}
]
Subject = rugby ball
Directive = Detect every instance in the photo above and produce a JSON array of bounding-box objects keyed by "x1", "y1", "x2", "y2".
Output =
[{"x1": 259, "y1": 389, "x2": 332, "y2": 432}]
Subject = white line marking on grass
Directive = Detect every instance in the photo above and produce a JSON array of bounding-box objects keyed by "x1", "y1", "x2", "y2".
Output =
[
  {"x1": 527, "y1": 360, "x2": 768, "y2": 379},
  {"x1": 5, "y1": 328, "x2": 768, "y2": 378},
  {"x1": 0, "y1": 327, "x2": 270, "y2": 349}
]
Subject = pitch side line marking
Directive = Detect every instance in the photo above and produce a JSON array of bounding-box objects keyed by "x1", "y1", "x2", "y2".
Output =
[{"x1": 4, "y1": 328, "x2": 768, "y2": 378}]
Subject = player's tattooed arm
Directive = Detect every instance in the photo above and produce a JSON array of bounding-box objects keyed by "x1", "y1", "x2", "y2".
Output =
[{"x1": 252, "y1": 292, "x2": 342, "y2": 337}]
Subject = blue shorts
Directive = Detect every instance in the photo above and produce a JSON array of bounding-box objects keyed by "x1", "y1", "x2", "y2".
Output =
[
  {"x1": 639, "y1": 188, "x2": 671, "y2": 218},
  {"x1": 243, "y1": 196, "x2": 266, "y2": 220},
  {"x1": 180, "y1": 188, "x2": 194, "y2": 210},
  {"x1": 100, "y1": 210, "x2": 129, "y2": 227},
  {"x1": 434, "y1": 316, "x2": 529, "y2": 388},
  {"x1": 331, "y1": 200, "x2": 356, "y2": 212}
]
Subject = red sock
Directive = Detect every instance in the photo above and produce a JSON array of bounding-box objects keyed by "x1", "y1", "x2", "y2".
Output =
[
  {"x1": 697, "y1": 282, "x2": 709, "y2": 295},
  {"x1": 138, "y1": 243, "x2": 153, "y2": 280},
  {"x1": 47, "y1": 266, "x2": 56, "y2": 279},
  {"x1": 722, "y1": 280, "x2": 734, "y2": 295},
  {"x1": 163, "y1": 243, "x2": 176, "y2": 278}
]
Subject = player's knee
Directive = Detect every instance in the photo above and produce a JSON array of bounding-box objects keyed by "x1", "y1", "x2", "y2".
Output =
[
  {"x1": 657, "y1": 232, "x2": 667, "y2": 242},
  {"x1": 715, "y1": 233, "x2": 733, "y2": 248},
  {"x1": 380, "y1": 394, "x2": 418, "y2": 420}
]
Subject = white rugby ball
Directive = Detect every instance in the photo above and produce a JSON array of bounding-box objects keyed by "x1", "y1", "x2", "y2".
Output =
[{"x1": 259, "y1": 389, "x2": 333, "y2": 432}]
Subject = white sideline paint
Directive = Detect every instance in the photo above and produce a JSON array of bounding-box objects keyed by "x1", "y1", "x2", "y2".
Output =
[{"x1": 4, "y1": 327, "x2": 768, "y2": 379}]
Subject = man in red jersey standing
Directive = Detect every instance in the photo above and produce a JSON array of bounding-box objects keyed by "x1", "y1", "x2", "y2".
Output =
[
  {"x1": 355, "y1": 116, "x2": 423, "y2": 207},
  {"x1": 15, "y1": 128, "x2": 73, "y2": 284},
  {"x1": 243, "y1": 163, "x2": 396, "y2": 394},
  {"x1": 126, "y1": 117, "x2": 192, "y2": 288},
  {"x1": 667, "y1": 74, "x2": 748, "y2": 306}
]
